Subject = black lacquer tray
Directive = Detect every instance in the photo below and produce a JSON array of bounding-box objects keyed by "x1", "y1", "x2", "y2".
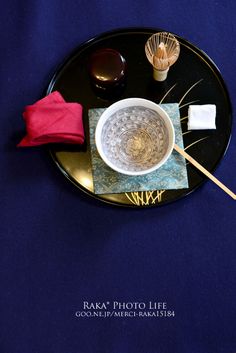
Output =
[{"x1": 47, "y1": 28, "x2": 232, "y2": 207}]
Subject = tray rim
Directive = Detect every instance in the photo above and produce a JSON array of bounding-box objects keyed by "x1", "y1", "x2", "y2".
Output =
[{"x1": 46, "y1": 27, "x2": 233, "y2": 208}]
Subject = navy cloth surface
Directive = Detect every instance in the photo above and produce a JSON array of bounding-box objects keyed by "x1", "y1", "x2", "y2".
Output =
[{"x1": 1, "y1": 1, "x2": 236, "y2": 353}]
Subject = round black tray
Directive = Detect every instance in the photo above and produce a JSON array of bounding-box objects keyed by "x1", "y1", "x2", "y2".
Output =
[{"x1": 47, "y1": 28, "x2": 232, "y2": 207}]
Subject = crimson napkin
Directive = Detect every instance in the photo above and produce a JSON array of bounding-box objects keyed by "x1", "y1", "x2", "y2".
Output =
[{"x1": 18, "y1": 91, "x2": 84, "y2": 147}]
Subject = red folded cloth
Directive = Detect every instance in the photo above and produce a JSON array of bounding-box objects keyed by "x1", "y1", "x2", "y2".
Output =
[{"x1": 17, "y1": 91, "x2": 84, "y2": 147}]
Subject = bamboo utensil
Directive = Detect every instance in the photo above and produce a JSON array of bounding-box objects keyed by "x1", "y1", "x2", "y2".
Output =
[
  {"x1": 174, "y1": 144, "x2": 236, "y2": 200},
  {"x1": 145, "y1": 32, "x2": 180, "y2": 81}
]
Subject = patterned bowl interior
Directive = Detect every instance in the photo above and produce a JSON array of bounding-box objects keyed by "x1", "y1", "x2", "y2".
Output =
[{"x1": 100, "y1": 106, "x2": 169, "y2": 173}]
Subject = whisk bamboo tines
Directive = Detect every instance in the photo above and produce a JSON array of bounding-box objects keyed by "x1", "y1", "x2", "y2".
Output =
[{"x1": 145, "y1": 32, "x2": 180, "y2": 81}]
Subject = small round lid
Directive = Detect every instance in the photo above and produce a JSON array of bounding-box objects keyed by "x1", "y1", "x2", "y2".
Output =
[{"x1": 89, "y1": 48, "x2": 126, "y2": 89}]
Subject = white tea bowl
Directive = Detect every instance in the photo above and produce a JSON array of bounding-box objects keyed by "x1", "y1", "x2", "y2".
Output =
[{"x1": 95, "y1": 98, "x2": 175, "y2": 176}]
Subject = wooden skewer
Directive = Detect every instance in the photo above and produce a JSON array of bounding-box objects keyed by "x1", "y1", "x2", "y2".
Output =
[{"x1": 174, "y1": 144, "x2": 236, "y2": 200}]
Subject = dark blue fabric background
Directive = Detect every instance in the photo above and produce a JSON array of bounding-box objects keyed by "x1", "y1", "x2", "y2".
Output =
[{"x1": 1, "y1": 1, "x2": 236, "y2": 353}]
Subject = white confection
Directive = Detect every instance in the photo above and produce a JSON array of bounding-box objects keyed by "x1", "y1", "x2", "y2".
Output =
[{"x1": 187, "y1": 104, "x2": 216, "y2": 130}]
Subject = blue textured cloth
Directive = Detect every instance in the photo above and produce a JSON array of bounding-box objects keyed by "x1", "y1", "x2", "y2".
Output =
[
  {"x1": 89, "y1": 104, "x2": 189, "y2": 194},
  {"x1": 1, "y1": 1, "x2": 236, "y2": 353}
]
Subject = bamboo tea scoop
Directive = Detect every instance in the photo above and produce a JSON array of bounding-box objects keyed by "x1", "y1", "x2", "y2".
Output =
[{"x1": 174, "y1": 144, "x2": 236, "y2": 200}]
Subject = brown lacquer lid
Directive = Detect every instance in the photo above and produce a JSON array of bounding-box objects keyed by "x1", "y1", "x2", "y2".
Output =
[{"x1": 88, "y1": 48, "x2": 127, "y2": 90}]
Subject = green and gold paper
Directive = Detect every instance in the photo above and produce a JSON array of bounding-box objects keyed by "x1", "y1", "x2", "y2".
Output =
[{"x1": 89, "y1": 104, "x2": 189, "y2": 194}]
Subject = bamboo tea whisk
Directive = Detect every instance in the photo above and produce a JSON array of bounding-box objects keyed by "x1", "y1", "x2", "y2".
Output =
[{"x1": 145, "y1": 32, "x2": 180, "y2": 81}]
